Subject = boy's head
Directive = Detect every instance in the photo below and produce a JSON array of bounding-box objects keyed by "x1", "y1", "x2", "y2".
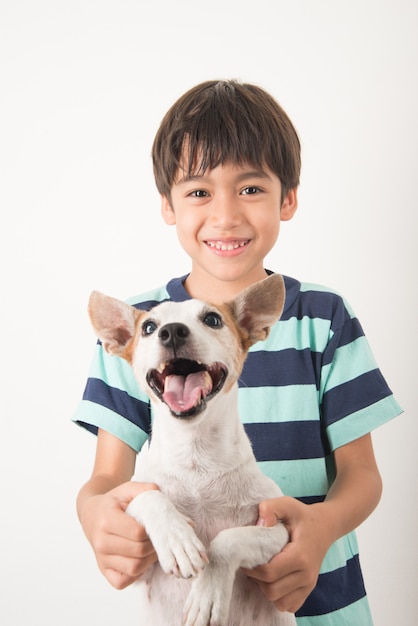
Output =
[{"x1": 152, "y1": 79, "x2": 301, "y2": 203}]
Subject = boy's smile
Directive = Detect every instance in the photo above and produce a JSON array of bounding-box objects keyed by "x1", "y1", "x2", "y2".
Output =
[
  {"x1": 205, "y1": 238, "x2": 250, "y2": 255},
  {"x1": 161, "y1": 162, "x2": 297, "y2": 302}
]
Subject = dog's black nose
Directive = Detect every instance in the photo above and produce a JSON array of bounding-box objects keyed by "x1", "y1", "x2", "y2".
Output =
[{"x1": 158, "y1": 323, "x2": 190, "y2": 351}]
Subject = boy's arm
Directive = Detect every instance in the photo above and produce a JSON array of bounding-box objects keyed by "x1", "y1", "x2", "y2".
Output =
[
  {"x1": 76, "y1": 428, "x2": 159, "y2": 590},
  {"x1": 244, "y1": 433, "x2": 382, "y2": 613}
]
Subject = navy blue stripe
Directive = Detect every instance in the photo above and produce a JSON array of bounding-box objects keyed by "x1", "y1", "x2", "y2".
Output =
[
  {"x1": 75, "y1": 420, "x2": 99, "y2": 436},
  {"x1": 296, "y1": 554, "x2": 366, "y2": 617},
  {"x1": 162, "y1": 275, "x2": 354, "y2": 344},
  {"x1": 132, "y1": 299, "x2": 169, "y2": 311},
  {"x1": 167, "y1": 275, "x2": 192, "y2": 302},
  {"x1": 82, "y1": 378, "x2": 151, "y2": 433},
  {"x1": 322, "y1": 317, "x2": 365, "y2": 367},
  {"x1": 338, "y1": 317, "x2": 364, "y2": 346},
  {"x1": 282, "y1": 284, "x2": 349, "y2": 332},
  {"x1": 322, "y1": 369, "x2": 393, "y2": 426},
  {"x1": 244, "y1": 421, "x2": 330, "y2": 461},
  {"x1": 297, "y1": 495, "x2": 326, "y2": 505},
  {"x1": 240, "y1": 349, "x2": 321, "y2": 389}
]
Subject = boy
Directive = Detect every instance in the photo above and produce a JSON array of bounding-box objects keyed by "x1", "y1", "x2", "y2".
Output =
[{"x1": 74, "y1": 80, "x2": 402, "y2": 623}]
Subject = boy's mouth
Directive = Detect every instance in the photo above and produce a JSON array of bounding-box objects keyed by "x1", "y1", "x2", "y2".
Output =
[{"x1": 205, "y1": 239, "x2": 251, "y2": 252}]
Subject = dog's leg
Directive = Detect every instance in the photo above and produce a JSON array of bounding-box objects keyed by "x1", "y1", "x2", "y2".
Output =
[
  {"x1": 183, "y1": 524, "x2": 292, "y2": 626},
  {"x1": 126, "y1": 490, "x2": 208, "y2": 579}
]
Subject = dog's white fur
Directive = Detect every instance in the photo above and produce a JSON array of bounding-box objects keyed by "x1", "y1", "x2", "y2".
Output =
[{"x1": 89, "y1": 274, "x2": 296, "y2": 626}]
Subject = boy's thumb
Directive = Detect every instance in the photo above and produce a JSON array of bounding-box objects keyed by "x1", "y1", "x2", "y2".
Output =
[{"x1": 256, "y1": 500, "x2": 279, "y2": 528}]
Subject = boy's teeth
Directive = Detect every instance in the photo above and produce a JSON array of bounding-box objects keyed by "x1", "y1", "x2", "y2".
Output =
[{"x1": 207, "y1": 241, "x2": 247, "y2": 251}]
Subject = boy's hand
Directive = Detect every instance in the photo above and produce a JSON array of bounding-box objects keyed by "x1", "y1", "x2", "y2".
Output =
[
  {"x1": 79, "y1": 481, "x2": 159, "y2": 590},
  {"x1": 243, "y1": 496, "x2": 332, "y2": 614}
]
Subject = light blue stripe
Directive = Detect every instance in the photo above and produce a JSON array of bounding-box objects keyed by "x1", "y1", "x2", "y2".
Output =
[
  {"x1": 239, "y1": 385, "x2": 320, "y2": 423},
  {"x1": 327, "y1": 394, "x2": 402, "y2": 450},
  {"x1": 320, "y1": 532, "x2": 359, "y2": 574},
  {"x1": 320, "y1": 336, "x2": 378, "y2": 397},
  {"x1": 124, "y1": 284, "x2": 169, "y2": 306},
  {"x1": 258, "y1": 458, "x2": 329, "y2": 499},
  {"x1": 73, "y1": 400, "x2": 148, "y2": 452},
  {"x1": 299, "y1": 282, "x2": 340, "y2": 295},
  {"x1": 88, "y1": 344, "x2": 149, "y2": 402},
  {"x1": 252, "y1": 316, "x2": 332, "y2": 353}
]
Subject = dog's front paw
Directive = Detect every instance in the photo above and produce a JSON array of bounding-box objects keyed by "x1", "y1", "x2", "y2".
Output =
[
  {"x1": 183, "y1": 565, "x2": 233, "y2": 626},
  {"x1": 156, "y1": 514, "x2": 208, "y2": 579},
  {"x1": 126, "y1": 490, "x2": 208, "y2": 579}
]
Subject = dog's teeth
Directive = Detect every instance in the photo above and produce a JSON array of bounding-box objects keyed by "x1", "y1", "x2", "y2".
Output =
[{"x1": 202, "y1": 371, "x2": 212, "y2": 392}]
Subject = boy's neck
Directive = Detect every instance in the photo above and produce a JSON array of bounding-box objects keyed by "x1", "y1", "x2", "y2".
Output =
[{"x1": 184, "y1": 267, "x2": 270, "y2": 304}]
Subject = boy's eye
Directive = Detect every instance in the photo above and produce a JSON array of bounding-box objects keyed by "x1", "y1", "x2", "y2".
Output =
[
  {"x1": 189, "y1": 190, "x2": 208, "y2": 198},
  {"x1": 142, "y1": 320, "x2": 157, "y2": 336},
  {"x1": 202, "y1": 312, "x2": 223, "y2": 328},
  {"x1": 241, "y1": 186, "x2": 261, "y2": 195}
]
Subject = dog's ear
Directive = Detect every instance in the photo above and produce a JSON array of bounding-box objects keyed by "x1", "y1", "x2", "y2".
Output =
[
  {"x1": 227, "y1": 274, "x2": 285, "y2": 347},
  {"x1": 88, "y1": 291, "x2": 140, "y2": 356}
]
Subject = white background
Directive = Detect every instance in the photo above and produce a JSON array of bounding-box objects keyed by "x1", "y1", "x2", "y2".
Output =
[{"x1": 1, "y1": 1, "x2": 417, "y2": 624}]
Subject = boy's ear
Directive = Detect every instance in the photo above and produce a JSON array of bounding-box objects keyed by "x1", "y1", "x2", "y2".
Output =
[
  {"x1": 280, "y1": 187, "x2": 298, "y2": 221},
  {"x1": 161, "y1": 194, "x2": 176, "y2": 225}
]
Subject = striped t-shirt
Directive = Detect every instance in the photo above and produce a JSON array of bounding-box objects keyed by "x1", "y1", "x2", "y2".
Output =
[{"x1": 73, "y1": 273, "x2": 402, "y2": 624}]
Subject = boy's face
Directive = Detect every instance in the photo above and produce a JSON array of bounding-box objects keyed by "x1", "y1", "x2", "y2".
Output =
[{"x1": 161, "y1": 161, "x2": 297, "y2": 301}]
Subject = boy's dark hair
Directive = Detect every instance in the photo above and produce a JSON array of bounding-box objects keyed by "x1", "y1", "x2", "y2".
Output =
[{"x1": 152, "y1": 79, "x2": 301, "y2": 201}]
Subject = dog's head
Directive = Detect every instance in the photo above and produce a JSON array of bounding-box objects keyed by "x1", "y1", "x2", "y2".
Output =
[{"x1": 88, "y1": 274, "x2": 285, "y2": 420}]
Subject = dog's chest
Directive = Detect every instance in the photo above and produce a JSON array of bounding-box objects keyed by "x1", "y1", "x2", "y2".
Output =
[
  {"x1": 135, "y1": 443, "x2": 282, "y2": 533},
  {"x1": 166, "y1": 478, "x2": 259, "y2": 544}
]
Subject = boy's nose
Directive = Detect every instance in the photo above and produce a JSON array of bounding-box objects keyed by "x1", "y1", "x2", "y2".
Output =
[{"x1": 209, "y1": 196, "x2": 242, "y2": 228}]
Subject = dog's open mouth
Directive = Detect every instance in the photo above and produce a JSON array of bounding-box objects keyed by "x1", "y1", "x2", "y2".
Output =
[{"x1": 146, "y1": 358, "x2": 227, "y2": 418}]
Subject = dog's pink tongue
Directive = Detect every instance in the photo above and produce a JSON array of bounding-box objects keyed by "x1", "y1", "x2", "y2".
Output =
[{"x1": 163, "y1": 371, "x2": 212, "y2": 413}]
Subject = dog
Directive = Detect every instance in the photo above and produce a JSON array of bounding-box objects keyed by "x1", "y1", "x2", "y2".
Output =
[{"x1": 88, "y1": 273, "x2": 296, "y2": 626}]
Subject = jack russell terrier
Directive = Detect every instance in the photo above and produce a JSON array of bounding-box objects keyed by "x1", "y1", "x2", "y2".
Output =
[{"x1": 88, "y1": 273, "x2": 296, "y2": 626}]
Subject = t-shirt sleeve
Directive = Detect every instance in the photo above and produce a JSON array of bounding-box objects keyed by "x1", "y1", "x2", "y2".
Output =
[
  {"x1": 319, "y1": 308, "x2": 402, "y2": 451},
  {"x1": 72, "y1": 341, "x2": 151, "y2": 452}
]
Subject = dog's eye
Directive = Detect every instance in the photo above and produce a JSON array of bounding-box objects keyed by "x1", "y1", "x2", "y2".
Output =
[
  {"x1": 142, "y1": 320, "x2": 157, "y2": 336},
  {"x1": 202, "y1": 312, "x2": 223, "y2": 328}
]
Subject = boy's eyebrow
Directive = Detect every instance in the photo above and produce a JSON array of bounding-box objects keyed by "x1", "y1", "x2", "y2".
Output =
[{"x1": 176, "y1": 169, "x2": 272, "y2": 185}]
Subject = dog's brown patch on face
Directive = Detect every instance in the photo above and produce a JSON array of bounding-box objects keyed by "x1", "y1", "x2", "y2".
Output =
[
  {"x1": 217, "y1": 303, "x2": 249, "y2": 357},
  {"x1": 210, "y1": 303, "x2": 251, "y2": 394}
]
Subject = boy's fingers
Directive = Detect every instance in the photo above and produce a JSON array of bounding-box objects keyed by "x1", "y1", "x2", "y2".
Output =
[
  {"x1": 104, "y1": 549, "x2": 157, "y2": 577},
  {"x1": 110, "y1": 481, "x2": 160, "y2": 509},
  {"x1": 257, "y1": 496, "x2": 302, "y2": 528},
  {"x1": 100, "y1": 531, "x2": 155, "y2": 559},
  {"x1": 258, "y1": 570, "x2": 302, "y2": 601},
  {"x1": 243, "y1": 550, "x2": 285, "y2": 582},
  {"x1": 100, "y1": 548, "x2": 159, "y2": 590},
  {"x1": 106, "y1": 482, "x2": 160, "y2": 542},
  {"x1": 103, "y1": 569, "x2": 137, "y2": 591},
  {"x1": 107, "y1": 509, "x2": 151, "y2": 543}
]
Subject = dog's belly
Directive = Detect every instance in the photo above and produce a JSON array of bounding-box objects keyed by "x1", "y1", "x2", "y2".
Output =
[{"x1": 139, "y1": 564, "x2": 292, "y2": 626}]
